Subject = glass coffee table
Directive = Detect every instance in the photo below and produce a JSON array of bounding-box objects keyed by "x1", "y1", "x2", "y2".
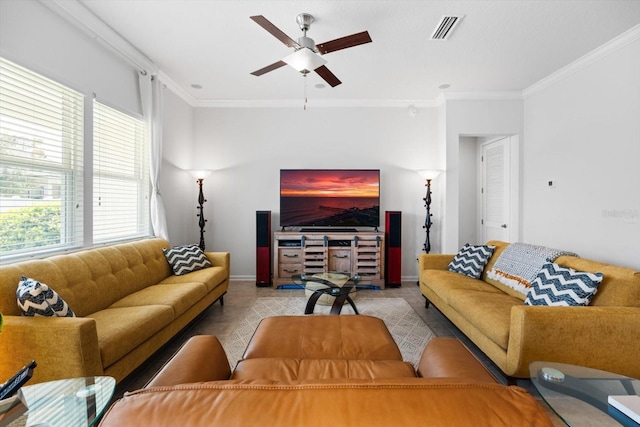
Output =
[
  {"x1": 530, "y1": 361, "x2": 640, "y2": 426},
  {"x1": 291, "y1": 272, "x2": 369, "y2": 315},
  {"x1": 10, "y1": 376, "x2": 115, "y2": 427}
]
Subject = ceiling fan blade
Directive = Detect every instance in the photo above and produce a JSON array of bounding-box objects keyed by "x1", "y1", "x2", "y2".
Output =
[
  {"x1": 316, "y1": 31, "x2": 372, "y2": 54},
  {"x1": 315, "y1": 65, "x2": 342, "y2": 87},
  {"x1": 251, "y1": 60, "x2": 287, "y2": 76},
  {"x1": 250, "y1": 15, "x2": 300, "y2": 49}
]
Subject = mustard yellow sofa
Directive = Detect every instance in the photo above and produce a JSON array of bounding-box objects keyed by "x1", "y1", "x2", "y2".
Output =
[
  {"x1": 419, "y1": 240, "x2": 640, "y2": 379},
  {"x1": 0, "y1": 238, "x2": 230, "y2": 385}
]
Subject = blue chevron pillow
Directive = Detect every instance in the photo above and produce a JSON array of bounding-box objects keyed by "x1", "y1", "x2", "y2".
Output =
[
  {"x1": 163, "y1": 244, "x2": 212, "y2": 276},
  {"x1": 524, "y1": 262, "x2": 604, "y2": 306},
  {"x1": 448, "y1": 244, "x2": 496, "y2": 279},
  {"x1": 16, "y1": 276, "x2": 75, "y2": 317}
]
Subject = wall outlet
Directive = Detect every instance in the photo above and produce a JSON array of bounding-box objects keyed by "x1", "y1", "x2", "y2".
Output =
[{"x1": 547, "y1": 180, "x2": 555, "y2": 188}]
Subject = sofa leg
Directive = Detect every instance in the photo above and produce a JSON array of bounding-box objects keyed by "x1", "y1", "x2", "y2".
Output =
[
  {"x1": 423, "y1": 296, "x2": 430, "y2": 309},
  {"x1": 219, "y1": 295, "x2": 224, "y2": 306}
]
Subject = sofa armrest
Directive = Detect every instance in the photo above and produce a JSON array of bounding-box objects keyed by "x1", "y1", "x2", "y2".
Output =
[
  {"x1": 205, "y1": 252, "x2": 230, "y2": 273},
  {"x1": 418, "y1": 254, "x2": 454, "y2": 272},
  {"x1": 0, "y1": 316, "x2": 102, "y2": 384},
  {"x1": 145, "y1": 335, "x2": 231, "y2": 388},
  {"x1": 507, "y1": 306, "x2": 640, "y2": 378}
]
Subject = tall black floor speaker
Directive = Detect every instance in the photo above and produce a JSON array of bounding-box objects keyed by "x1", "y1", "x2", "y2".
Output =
[
  {"x1": 256, "y1": 210, "x2": 271, "y2": 287},
  {"x1": 385, "y1": 211, "x2": 402, "y2": 287}
]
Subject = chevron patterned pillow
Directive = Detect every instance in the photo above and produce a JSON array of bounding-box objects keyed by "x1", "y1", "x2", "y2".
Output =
[
  {"x1": 16, "y1": 276, "x2": 75, "y2": 317},
  {"x1": 524, "y1": 262, "x2": 604, "y2": 306},
  {"x1": 163, "y1": 244, "x2": 213, "y2": 276},
  {"x1": 448, "y1": 244, "x2": 496, "y2": 279}
]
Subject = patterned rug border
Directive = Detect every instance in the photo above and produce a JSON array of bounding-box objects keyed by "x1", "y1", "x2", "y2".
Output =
[{"x1": 221, "y1": 297, "x2": 435, "y2": 368}]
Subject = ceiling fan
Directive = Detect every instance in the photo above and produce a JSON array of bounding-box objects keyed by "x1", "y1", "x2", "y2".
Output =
[{"x1": 250, "y1": 13, "x2": 372, "y2": 87}]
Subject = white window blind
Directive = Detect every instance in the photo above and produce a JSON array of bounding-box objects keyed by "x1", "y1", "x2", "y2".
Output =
[
  {"x1": 0, "y1": 58, "x2": 84, "y2": 258},
  {"x1": 93, "y1": 100, "x2": 149, "y2": 243}
]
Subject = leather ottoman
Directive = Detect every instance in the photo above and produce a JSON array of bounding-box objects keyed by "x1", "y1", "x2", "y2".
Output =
[{"x1": 232, "y1": 315, "x2": 417, "y2": 381}]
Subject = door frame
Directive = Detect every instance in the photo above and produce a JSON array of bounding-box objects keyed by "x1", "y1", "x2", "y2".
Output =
[{"x1": 476, "y1": 135, "x2": 520, "y2": 243}]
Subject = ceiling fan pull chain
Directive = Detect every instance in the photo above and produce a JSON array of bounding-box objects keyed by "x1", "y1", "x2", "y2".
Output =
[{"x1": 303, "y1": 73, "x2": 308, "y2": 111}]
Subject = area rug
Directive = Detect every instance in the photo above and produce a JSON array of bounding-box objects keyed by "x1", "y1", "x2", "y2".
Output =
[{"x1": 221, "y1": 297, "x2": 435, "y2": 369}]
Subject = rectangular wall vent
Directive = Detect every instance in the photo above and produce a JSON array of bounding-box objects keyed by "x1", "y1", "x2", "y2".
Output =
[{"x1": 430, "y1": 15, "x2": 464, "y2": 40}]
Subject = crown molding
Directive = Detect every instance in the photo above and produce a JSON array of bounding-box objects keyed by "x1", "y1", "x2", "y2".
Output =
[
  {"x1": 158, "y1": 71, "x2": 198, "y2": 105},
  {"x1": 523, "y1": 24, "x2": 640, "y2": 98},
  {"x1": 39, "y1": 0, "x2": 158, "y2": 74},
  {"x1": 440, "y1": 91, "x2": 523, "y2": 101},
  {"x1": 191, "y1": 98, "x2": 439, "y2": 108}
]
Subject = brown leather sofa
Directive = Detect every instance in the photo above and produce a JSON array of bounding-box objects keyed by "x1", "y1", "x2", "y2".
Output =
[{"x1": 100, "y1": 316, "x2": 553, "y2": 426}]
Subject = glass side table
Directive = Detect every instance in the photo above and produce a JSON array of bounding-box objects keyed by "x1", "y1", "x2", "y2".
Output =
[
  {"x1": 10, "y1": 376, "x2": 115, "y2": 427},
  {"x1": 291, "y1": 272, "x2": 370, "y2": 315},
  {"x1": 530, "y1": 361, "x2": 640, "y2": 427}
]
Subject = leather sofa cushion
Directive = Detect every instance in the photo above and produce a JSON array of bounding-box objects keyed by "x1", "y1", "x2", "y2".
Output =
[
  {"x1": 232, "y1": 358, "x2": 417, "y2": 381},
  {"x1": 101, "y1": 379, "x2": 553, "y2": 427},
  {"x1": 417, "y1": 338, "x2": 496, "y2": 383},
  {"x1": 89, "y1": 305, "x2": 174, "y2": 368},
  {"x1": 146, "y1": 335, "x2": 231, "y2": 388},
  {"x1": 243, "y1": 315, "x2": 402, "y2": 361}
]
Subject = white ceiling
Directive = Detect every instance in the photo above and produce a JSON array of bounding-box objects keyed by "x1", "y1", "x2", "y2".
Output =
[{"x1": 78, "y1": 0, "x2": 640, "y2": 103}]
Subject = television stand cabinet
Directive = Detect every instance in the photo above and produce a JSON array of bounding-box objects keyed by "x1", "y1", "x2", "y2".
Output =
[{"x1": 273, "y1": 231, "x2": 385, "y2": 288}]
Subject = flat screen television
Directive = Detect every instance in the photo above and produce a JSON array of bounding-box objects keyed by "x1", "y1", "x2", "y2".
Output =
[{"x1": 280, "y1": 169, "x2": 380, "y2": 228}]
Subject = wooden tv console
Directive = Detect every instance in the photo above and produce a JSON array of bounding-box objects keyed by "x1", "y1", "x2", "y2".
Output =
[{"x1": 273, "y1": 230, "x2": 385, "y2": 288}]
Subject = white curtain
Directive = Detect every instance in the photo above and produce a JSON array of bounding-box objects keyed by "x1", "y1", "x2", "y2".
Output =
[{"x1": 139, "y1": 72, "x2": 169, "y2": 241}]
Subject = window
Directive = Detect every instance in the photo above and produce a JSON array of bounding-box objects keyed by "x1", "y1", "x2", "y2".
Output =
[
  {"x1": 0, "y1": 57, "x2": 152, "y2": 261},
  {"x1": 0, "y1": 58, "x2": 84, "y2": 259},
  {"x1": 93, "y1": 101, "x2": 149, "y2": 243}
]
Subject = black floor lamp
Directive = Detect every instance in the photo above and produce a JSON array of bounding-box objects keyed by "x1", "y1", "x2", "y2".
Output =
[
  {"x1": 418, "y1": 170, "x2": 442, "y2": 254},
  {"x1": 189, "y1": 170, "x2": 213, "y2": 250}
]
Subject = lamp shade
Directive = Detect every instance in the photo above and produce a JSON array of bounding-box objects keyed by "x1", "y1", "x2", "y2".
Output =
[
  {"x1": 417, "y1": 169, "x2": 443, "y2": 180},
  {"x1": 188, "y1": 170, "x2": 213, "y2": 180},
  {"x1": 283, "y1": 48, "x2": 327, "y2": 73}
]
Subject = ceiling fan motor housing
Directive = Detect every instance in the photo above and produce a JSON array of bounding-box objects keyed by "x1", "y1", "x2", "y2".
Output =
[
  {"x1": 296, "y1": 13, "x2": 314, "y2": 32},
  {"x1": 297, "y1": 36, "x2": 317, "y2": 52}
]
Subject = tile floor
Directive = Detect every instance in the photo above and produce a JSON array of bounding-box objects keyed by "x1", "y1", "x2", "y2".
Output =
[{"x1": 112, "y1": 280, "x2": 566, "y2": 426}]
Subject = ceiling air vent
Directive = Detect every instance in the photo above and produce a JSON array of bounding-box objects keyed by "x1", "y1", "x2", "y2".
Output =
[{"x1": 430, "y1": 15, "x2": 464, "y2": 40}]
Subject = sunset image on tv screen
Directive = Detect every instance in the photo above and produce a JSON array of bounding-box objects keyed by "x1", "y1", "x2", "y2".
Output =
[{"x1": 280, "y1": 170, "x2": 380, "y2": 227}]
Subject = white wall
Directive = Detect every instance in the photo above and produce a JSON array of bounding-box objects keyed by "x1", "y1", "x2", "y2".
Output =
[
  {"x1": 160, "y1": 88, "x2": 197, "y2": 245},
  {"x1": 458, "y1": 136, "x2": 478, "y2": 244},
  {"x1": 161, "y1": 106, "x2": 440, "y2": 279},
  {"x1": 443, "y1": 99, "x2": 524, "y2": 252},
  {"x1": 0, "y1": 0, "x2": 141, "y2": 116},
  {"x1": 523, "y1": 37, "x2": 640, "y2": 269}
]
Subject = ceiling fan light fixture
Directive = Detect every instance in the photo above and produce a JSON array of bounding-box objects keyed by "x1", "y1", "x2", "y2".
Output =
[{"x1": 283, "y1": 47, "x2": 327, "y2": 73}]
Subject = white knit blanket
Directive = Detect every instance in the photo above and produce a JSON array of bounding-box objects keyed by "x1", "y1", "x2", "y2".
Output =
[{"x1": 487, "y1": 243, "x2": 578, "y2": 295}]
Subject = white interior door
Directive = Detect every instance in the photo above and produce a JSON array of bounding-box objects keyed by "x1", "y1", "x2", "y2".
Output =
[{"x1": 481, "y1": 137, "x2": 510, "y2": 242}]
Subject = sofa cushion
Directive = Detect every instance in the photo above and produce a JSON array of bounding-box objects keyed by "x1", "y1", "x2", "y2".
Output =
[
  {"x1": 109, "y1": 283, "x2": 208, "y2": 317},
  {"x1": 447, "y1": 291, "x2": 521, "y2": 349},
  {"x1": 232, "y1": 358, "x2": 417, "y2": 381},
  {"x1": 448, "y1": 244, "x2": 495, "y2": 279},
  {"x1": 100, "y1": 379, "x2": 555, "y2": 427},
  {"x1": 163, "y1": 245, "x2": 212, "y2": 276},
  {"x1": 524, "y1": 262, "x2": 603, "y2": 306},
  {"x1": 159, "y1": 266, "x2": 228, "y2": 293},
  {"x1": 16, "y1": 276, "x2": 75, "y2": 317},
  {"x1": 89, "y1": 305, "x2": 174, "y2": 368},
  {"x1": 423, "y1": 270, "x2": 504, "y2": 306}
]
